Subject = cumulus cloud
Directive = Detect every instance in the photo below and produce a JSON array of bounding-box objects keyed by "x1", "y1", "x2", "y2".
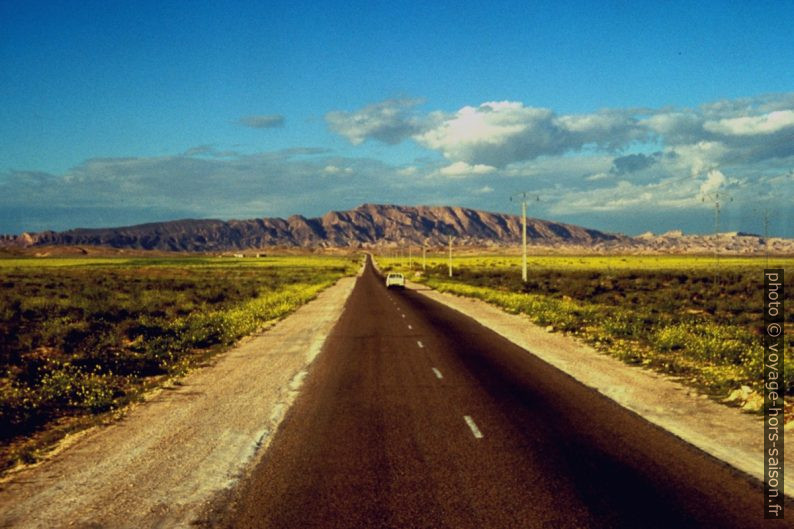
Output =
[
  {"x1": 644, "y1": 100, "x2": 794, "y2": 167},
  {"x1": 556, "y1": 110, "x2": 646, "y2": 150},
  {"x1": 238, "y1": 114, "x2": 285, "y2": 129},
  {"x1": 325, "y1": 98, "x2": 424, "y2": 145},
  {"x1": 329, "y1": 99, "x2": 648, "y2": 167},
  {"x1": 552, "y1": 175, "x2": 703, "y2": 216},
  {"x1": 703, "y1": 110, "x2": 794, "y2": 136},
  {"x1": 5, "y1": 93, "x2": 794, "y2": 236},
  {"x1": 663, "y1": 141, "x2": 729, "y2": 177},
  {"x1": 438, "y1": 161, "x2": 497, "y2": 177},
  {"x1": 328, "y1": 94, "x2": 794, "y2": 180},
  {"x1": 414, "y1": 102, "x2": 645, "y2": 167},
  {"x1": 699, "y1": 169, "x2": 726, "y2": 196},
  {"x1": 640, "y1": 112, "x2": 704, "y2": 145},
  {"x1": 416, "y1": 102, "x2": 561, "y2": 166}
]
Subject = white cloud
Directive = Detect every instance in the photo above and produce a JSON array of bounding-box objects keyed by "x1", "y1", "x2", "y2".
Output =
[
  {"x1": 329, "y1": 100, "x2": 645, "y2": 167},
  {"x1": 552, "y1": 175, "x2": 702, "y2": 216},
  {"x1": 397, "y1": 166, "x2": 418, "y2": 177},
  {"x1": 6, "y1": 93, "x2": 794, "y2": 236},
  {"x1": 415, "y1": 102, "x2": 646, "y2": 167},
  {"x1": 665, "y1": 141, "x2": 729, "y2": 177},
  {"x1": 0, "y1": 149, "x2": 421, "y2": 231},
  {"x1": 502, "y1": 153, "x2": 614, "y2": 179},
  {"x1": 640, "y1": 112, "x2": 704, "y2": 145},
  {"x1": 323, "y1": 165, "x2": 353, "y2": 174},
  {"x1": 703, "y1": 110, "x2": 794, "y2": 136},
  {"x1": 585, "y1": 172, "x2": 611, "y2": 181},
  {"x1": 438, "y1": 161, "x2": 497, "y2": 177},
  {"x1": 325, "y1": 98, "x2": 424, "y2": 145},
  {"x1": 416, "y1": 102, "x2": 575, "y2": 167},
  {"x1": 418, "y1": 102, "x2": 550, "y2": 154},
  {"x1": 556, "y1": 110, "x2": 645, "y2": 149},
  {"x1": 699, "y1": 169, "x2": 726, "y2": 196},
  {"x1": 328, "y1": 94, "x2": 794, "y2": 174}
]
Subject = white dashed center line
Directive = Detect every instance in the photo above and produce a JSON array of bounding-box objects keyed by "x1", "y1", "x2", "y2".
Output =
[
  {"x1": 417, "y1": 340, "x2": 424, "y2": 348},
  {"x1": 464, "y1": 416, "x2": 483, "y2": 439},
  {"x1": 408, "y1": 324, "x2": 413, "y2": 330},
  {"x1": 431, "y1": 367, "x2": 443, "y2": 379},
  {"x1": 401, "y1": 314, "x2": 406, "y2": 318}
]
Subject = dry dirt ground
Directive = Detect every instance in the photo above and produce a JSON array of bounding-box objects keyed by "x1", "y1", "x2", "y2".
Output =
[
  {"x1": 0, "y1": 275, "x2": 357, "y2": 529},
  {"x1": 408, "y1": 280, "x2": 794, "y2": 497}
]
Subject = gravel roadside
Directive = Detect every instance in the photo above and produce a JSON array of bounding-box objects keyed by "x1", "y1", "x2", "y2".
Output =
[{"x1": 0, "y1": 275, "x2": 357, "y2": 529}]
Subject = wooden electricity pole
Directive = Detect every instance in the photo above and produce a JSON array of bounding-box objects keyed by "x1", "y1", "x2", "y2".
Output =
[{"x1": 511, "y1": 192, "x2": 539, "y2": 283}]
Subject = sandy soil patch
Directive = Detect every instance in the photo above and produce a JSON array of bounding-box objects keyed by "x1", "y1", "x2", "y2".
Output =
[{"x1": 0, "y1": 276, "x2": 356, "y2": 529}]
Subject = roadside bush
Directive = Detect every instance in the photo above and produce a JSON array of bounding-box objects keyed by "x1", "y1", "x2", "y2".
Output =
[
  {"x1": 651, "y1": 322, "x2": 749, "y2": 365},
  {"x1": 601, "y1": 313, "x2": 645, "y2": 340}
]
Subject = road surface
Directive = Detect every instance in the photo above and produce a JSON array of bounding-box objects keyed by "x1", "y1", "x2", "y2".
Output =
[{"x1": 208, "y1": 257, "x2": 791, "y2": 529}]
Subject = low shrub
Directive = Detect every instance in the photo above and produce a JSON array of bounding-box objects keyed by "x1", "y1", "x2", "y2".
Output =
[
  {"x1": 0, "y1": 256, "x2": 358, "y2": 467},
  {"x1": 401, "y1": 255, "x2": 793, "y2": 400}
]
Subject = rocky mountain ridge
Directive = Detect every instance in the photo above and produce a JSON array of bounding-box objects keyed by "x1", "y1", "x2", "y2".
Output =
[
  {"x1": 1, "y1": 203, "x2": 792, "y2": 254},
  {"x1": 0, "y1": 204, "x2": 623, "y2": 251}
]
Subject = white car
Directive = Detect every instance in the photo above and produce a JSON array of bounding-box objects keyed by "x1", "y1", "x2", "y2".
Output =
[{"x1": 385, "y1": 272, "x2": 405, "y2": 289}]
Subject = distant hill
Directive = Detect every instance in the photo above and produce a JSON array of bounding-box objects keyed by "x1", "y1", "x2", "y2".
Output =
[
  {"x1": 1, "y1": 203, "x2": 792, "y2": 254},
  {"x1": 0, "y1": 204, "x2": 625, "y2": 251}
]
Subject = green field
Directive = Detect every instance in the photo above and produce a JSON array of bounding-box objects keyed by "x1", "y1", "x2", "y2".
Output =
[
  {"x1": 0, "y1": 255, "x2": 359, "y2": 471},
  {"x1": 379, "y1": 254, "x2": 793, "y2": 415}
]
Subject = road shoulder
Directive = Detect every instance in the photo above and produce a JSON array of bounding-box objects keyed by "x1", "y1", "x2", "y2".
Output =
[{"x1": 0, "y1": 276, "x2": 357, "y2": 529}]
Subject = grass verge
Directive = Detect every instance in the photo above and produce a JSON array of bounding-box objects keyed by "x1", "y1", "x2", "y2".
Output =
[{"x1": 0, "y1": 255, "x2": 359, "y2": 474}]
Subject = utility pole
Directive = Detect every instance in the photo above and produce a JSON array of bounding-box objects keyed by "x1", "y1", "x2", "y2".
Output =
[
  {"x1": 763, "y1": 208, "x2": 771, "y2": 268},
  {"x1": 409, "y1": 245, "x2": 413, "y2": 270},
  {"x1": 448, "y1": 237, "x2": 453, "y2": 277},
  {"x1": 510, "y1": 192, "x2": 539, "y2": 283},
  {"x1": 701, "y1": 189, "x2": 732, "y2": 288},
  {"x1": 422, "y1": 238, "x2": 428, "y2": 271},
  {"x1": 753, "y1": 205, "x2": 774, "y2": 268}
]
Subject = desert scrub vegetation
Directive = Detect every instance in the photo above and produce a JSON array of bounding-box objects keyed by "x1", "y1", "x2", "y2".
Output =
[
  {"x1": 0, "y1": 255, "x2": 358, "y2": 471},
  {"x1": 379, "y1": 254, "x2": 793, "y2": 412}
]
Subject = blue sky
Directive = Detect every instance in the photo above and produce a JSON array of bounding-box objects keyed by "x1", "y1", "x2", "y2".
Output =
[{"x1": 1, "y1": 0, "x2": 793, "y2": 236}]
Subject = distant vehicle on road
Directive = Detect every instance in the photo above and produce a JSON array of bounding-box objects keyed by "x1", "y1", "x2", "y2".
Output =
[{"x1": 385, "y1": 272, "x2": 405, "y2": 289}]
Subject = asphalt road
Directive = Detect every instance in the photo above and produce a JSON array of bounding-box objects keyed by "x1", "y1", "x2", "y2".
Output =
[{"x1": 211, "y1": 257, "x2": 792, "y2": 529}]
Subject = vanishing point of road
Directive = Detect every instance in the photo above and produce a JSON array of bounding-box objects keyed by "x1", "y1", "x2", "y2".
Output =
[{"x1": 210, "y1": 257, "x2": 791, "y2": 529}]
